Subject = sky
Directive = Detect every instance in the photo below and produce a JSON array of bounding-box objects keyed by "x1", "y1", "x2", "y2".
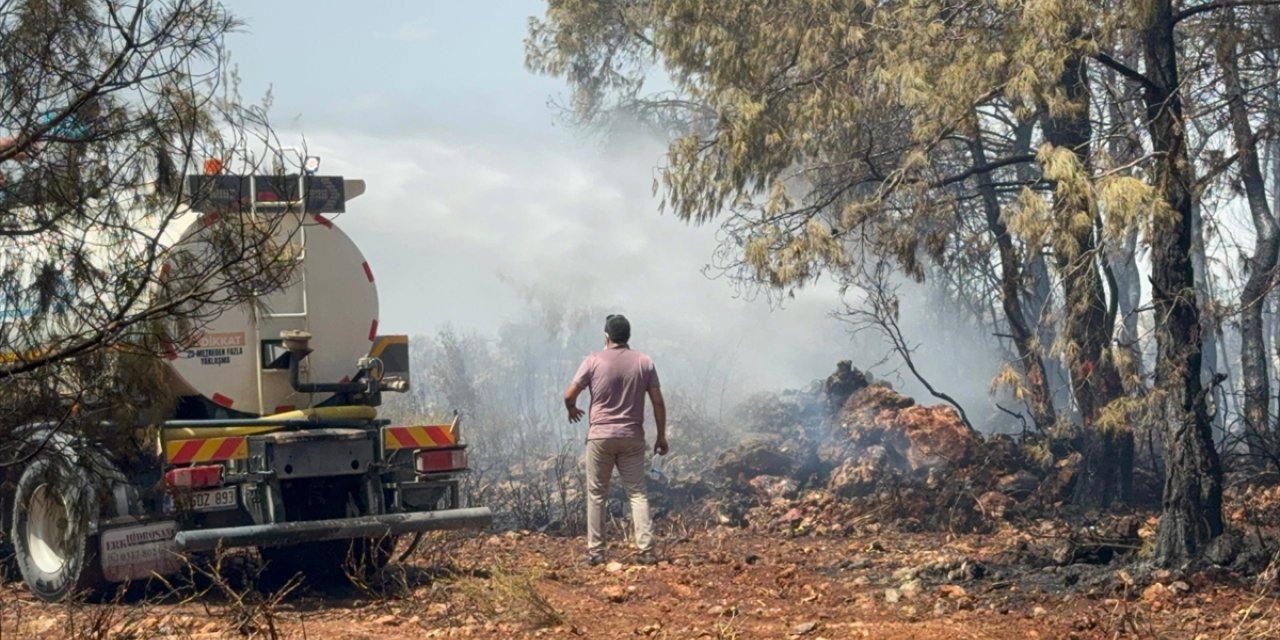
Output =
[{"x1": 216, "y1": 0, "x2": 1001, "y2": 405}]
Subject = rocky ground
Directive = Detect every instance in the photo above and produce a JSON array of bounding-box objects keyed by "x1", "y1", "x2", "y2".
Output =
[
  {"x1": 3, "y1": 373, "x2": 1280, "y2": 638},
  {"x1": 1, "y1": 522, "x2": 1278, "y2": 639}
]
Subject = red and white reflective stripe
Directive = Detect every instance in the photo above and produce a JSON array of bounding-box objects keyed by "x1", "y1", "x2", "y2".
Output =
[
  {"x1": 211, "y1": 393, "x2": 234, "y2": 408},
  {"x1": 361, "y1": 261, "x2": 374, "y2": 282},
  {"x1": 384, "y1": 425, "x2": 456, "y2": 450},
  {"x1": 166, "y1": 436, "x2": 248, "y2": 465},
  {"x1": 368, "y1": 318, "x2": 378, "y2": 341},
  {"x1": 313, "y1": 214, "x2": 334, "y2": 228}
]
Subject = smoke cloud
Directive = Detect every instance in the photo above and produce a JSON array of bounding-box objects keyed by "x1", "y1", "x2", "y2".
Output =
[{"x1": 296, "y1": 127, "x2": 1010, "y2": 426}]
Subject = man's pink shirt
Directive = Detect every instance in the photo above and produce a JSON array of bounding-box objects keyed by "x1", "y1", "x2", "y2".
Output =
[{"x1": 572, "y1": 346, "x2": 660, "y2": 440}]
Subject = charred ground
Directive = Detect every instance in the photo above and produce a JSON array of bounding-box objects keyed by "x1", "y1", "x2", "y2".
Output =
[{"x1": 3, "y1": 366, "x2": 1280, "y2": 639}]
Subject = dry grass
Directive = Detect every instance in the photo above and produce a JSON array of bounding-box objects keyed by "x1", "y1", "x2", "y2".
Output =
[
  {"x1": 183, "y1": 549, "x2": 303, "y2": 639},
  {"x1": 1228, "y1": 594, "x2": 1280, "y2": 640},
  {"x1": 1229, "y1": 548, "x2": 1280, "y2": 639},
  {"x1": 447, "y1": 566, "x2": 563, "y2": 630}
]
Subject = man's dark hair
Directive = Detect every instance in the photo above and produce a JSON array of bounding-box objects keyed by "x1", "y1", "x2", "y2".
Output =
[{"x1": 605, "y1": 314, "x2": 631, "y2": 344}]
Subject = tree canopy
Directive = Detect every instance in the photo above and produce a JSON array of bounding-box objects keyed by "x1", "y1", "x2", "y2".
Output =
[
  {"x1": 0, "y1": 0, "x2": 297, "y2": 453},
  {"x1": 528, "y1": 0, "x2": 1280, "y2": 565}
]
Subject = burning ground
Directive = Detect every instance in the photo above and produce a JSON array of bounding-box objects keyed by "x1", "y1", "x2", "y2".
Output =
[{"x1": 3, "y1": 366, "x2": 1280, "y2": 639}]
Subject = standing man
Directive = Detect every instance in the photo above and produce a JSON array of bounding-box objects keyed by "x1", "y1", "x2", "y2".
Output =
[{"x1": 564, "y1": 313, "x2": 667, "y2": 566}]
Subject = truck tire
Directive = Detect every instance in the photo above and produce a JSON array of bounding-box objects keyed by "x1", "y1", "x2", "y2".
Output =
[{"x1": 11, "y1": 456, "x2": 109, "y2": 602}]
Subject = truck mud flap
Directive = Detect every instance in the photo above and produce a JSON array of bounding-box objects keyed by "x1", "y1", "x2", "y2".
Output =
[{"x1": 172, "y1": 507, "x2": 493, "y2": 551}]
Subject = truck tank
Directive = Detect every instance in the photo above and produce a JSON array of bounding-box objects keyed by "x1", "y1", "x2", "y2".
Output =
[
  {"x1": 0, "y1": 168, "x2": 380, "y2": 417},
  {"x1": 162, "y1": 204, "x2": 378, "y2": 416}
]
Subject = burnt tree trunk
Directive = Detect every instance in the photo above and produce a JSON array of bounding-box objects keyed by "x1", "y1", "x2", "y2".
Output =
[
  {"x1": 1114, "y1": 227, "x2": 1144, "y2": 381},
  {"x1": 1041, "y1": 50, "x2": 1130, "y2": 507},
  {"x1": 1220, "y1": 31, "x2": 1280, "y2": 468},
  {"x1": 1014, "y1": 120, "x2": 1077, "y2": 425},
  {"x1": 1139, "y1": 0, "x2": 1224, "y2": 566},
  {"x1": 1102, "y1": 53, "x2": 1148, "y2": 391},
  {"x1": 969, "y1": 133, "x2": 1056, "y2": 432}
]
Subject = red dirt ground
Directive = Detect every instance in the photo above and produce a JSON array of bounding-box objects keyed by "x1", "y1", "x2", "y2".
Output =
[{"x1": 2, "y1": 522, "x2": 1277, "y2": 639}]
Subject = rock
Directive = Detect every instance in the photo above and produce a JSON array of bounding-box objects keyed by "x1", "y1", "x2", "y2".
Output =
[
  {"x1": 845, "y1": 383, "x2": 916, "y2": 417},
  {"x1": 977, "y1": 490, "x2": 1015, "y2": 520},
  {"x1": 837, "y1": 384, "x2": 977, "y2": 475},
  {"x1": 793, "y1": 621, "x2": 819, "y2": 635},
  {"x1": 899, "y1": 579, "x2": 922, "y2": 598},
  {"x1": 1170, "y1": 581, "x2": 1191, "y2": 595},
  {"x1": 749, "y1": 474, "x2": 800, "y2": 500},
  {"x1": 827, "y1": 447, "x2": 893, "y2": 498},
  {"x1": 602, "y1": 585, "x2": 628, "y2": 603},
  {"x1": 1042, "y1": 452, "x2": 1082, "y2": 500},
  {"x1": 427, "y1": 603, "x2": 449, "y2": 617},
  {"x1": 1032, "y1": 606, "x2": 1047, "y2": 617},
  {"x1": 895, "y1": 405, "x2": 977, "y2": 470},
  {"x1": 1050, "y1": 542, "x2": 1075, "y2": 566},
  {"x1": 31, "y1": 618, "x2": 58, "y2": 634},
  {"x1": 374, "y1": 614, "x2": 401, "y2": 626},
  {"x1": 938, "y1": 585, "x2": 967, "y2": 599},
  {"x1": 946, "y1": 559, "x2": 986, "y2": 582},
  {"x1": 1142, "y1": 583, "x2": 1172, "y2": 603},
  {"x1": 605, "y1": 561, "x2": 624, "y2": 573},
  {"x1": 708, "y1": 498, "x2": 750, "y2": 527},
  {"x1": 884, "y1": 588, "x2": 902, "y2": 603},
  {"x1": 996, "y1": 471, "x2": 1039, "y2": 498},
  {"x1": 839, "y1": 557, "x2": 873, "y2": 570},
  {"x1": 714, "y1": 438, "x2": 801, "y2": 481},
  {"x1": 892, "y1": 566, "x2": 918, "y2": 582},
  {"x1": 826, "y1": 361, "x2": 869, "y2": 416},
  {"x1": 1205, "y1": 529, "x2": 1242, "y2": 566}
]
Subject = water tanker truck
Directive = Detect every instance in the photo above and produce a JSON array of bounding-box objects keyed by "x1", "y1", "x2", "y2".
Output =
[{"x1": 1, "y1": 164, "x2": 492, "y2": 601}]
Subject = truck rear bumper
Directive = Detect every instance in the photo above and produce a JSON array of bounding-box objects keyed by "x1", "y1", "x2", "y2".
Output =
[{"x1": 172, "y1": 507, "x2": 493, "y2": 551}]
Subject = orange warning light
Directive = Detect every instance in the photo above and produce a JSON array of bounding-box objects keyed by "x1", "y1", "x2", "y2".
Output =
[{"x1": 203, "y1": 158, "x2": 224, "y2": 175}]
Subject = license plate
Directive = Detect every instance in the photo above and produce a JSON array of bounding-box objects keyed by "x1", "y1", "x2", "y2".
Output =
[{"x1": 165, "y1": 486, "x2": 238, "y2": 513}]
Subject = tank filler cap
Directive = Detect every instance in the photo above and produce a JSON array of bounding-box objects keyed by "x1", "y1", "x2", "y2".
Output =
[{"x1": 281, "y1": 330, "x2": 313, "y2": 355}]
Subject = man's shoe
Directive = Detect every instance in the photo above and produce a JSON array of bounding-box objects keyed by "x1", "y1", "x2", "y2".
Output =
[
  {"x1": 584, "y1": 552, "x2": 606, "y2": 567},
  {"x1": 636, "y1": 550, "x2": 659, "y2": 566}
]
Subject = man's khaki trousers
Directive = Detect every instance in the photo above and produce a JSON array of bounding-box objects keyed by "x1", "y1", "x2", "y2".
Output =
[{"x1": 586, "y1": 437, "x2": 653, "y2": 554}]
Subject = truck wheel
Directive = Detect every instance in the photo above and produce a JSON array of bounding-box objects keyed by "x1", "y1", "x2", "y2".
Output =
[{"x1": 11, "y1": 457, "x2": 109, "y2": 602}]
